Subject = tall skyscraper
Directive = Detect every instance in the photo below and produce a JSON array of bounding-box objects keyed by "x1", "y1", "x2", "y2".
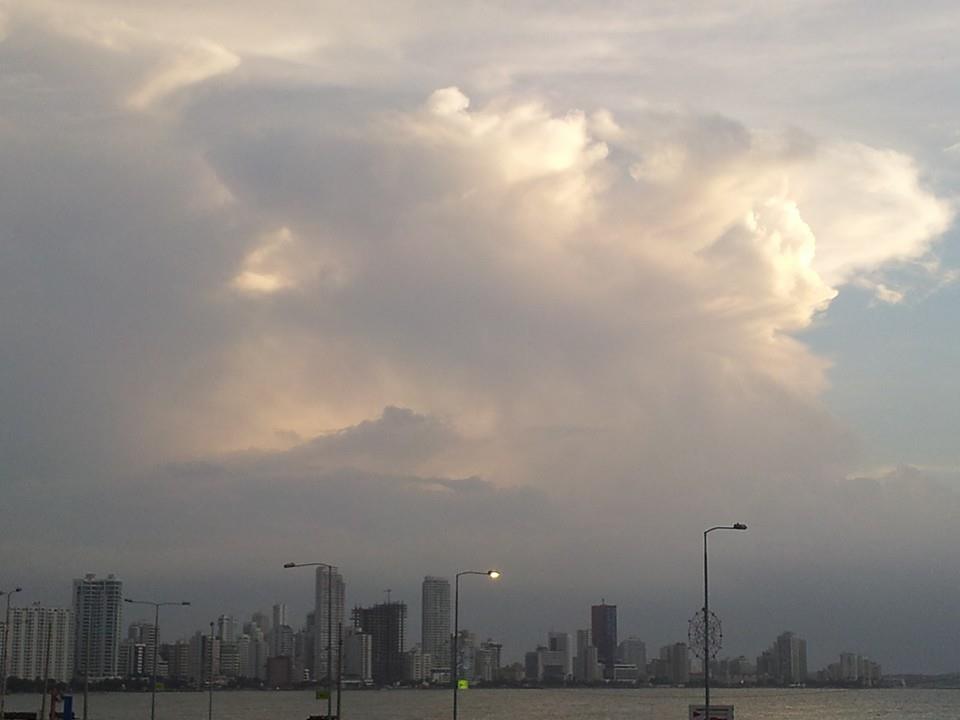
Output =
[
  {"x1": 774, "y1": 631, "x2": 807, "y2": 684},
  {"x1": 353, "y1": 601, "x2": 406, "y2": 686},
  {"x1": 271, "y1": 603, "x2": 293, "y2": 658},
  {"x1": 421, "y1": 576, "x2": 450, "y2": 672},
  {"x1": 547, "y1": 632, "x2": 572, "y2": 678},
  {"x1": 126, "y1": 621, "x2": 158, "y2": 675},
  {"x1": 314, "y1": 567, "x2": 346, "y2": 681},
  {"x1": 73, "y1": 573, "x2": 123, "y2": 679},
  {"x1": 217, "y1": 614, "x2": 239, "y2": 643},
  {"x1": 590, "y1": 601, "x2": 617, "y2": 676},
  {"x1": 0, "y1": 607, "x2": 74, "y2": 683}
]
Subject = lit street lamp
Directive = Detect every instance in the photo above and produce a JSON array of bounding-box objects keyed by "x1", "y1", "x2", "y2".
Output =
[
  {"x1": 452, "y1": 570, "x2": 500, "y2": 720},
  {"x1": 703, "y1": 524, "x2": 747, "y2": 720},
  {"x1": 0, "y1": 586, "x2": 23, "y2": 720},
  {"x1": 124, "y1": 597, "x2": 190, "y2": 720},
  {"x1": 284, "y1": 561, "x2": 340, "y2": 720}
]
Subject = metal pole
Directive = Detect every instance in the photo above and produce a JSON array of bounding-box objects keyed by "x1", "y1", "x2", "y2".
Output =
[
  {"x1": 452, "y1": 574, "x2": 460, "y2": 720},
  {"x1": 208, "y1": 622, "x2": 214, "y2": 720},
  {"x1": 703, "y1": 530, "x2": 710, "y2": 720},
  {"x1": 700, "y1": 524, "x2": 746, "y2": 720},
  {"x1": 327, "y1": 566, "x2": 333, "y2": 720}
]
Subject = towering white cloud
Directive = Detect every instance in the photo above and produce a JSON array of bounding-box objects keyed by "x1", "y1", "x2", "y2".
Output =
[{"x1": 1, "y1": 0, "x2": 958, "y2": 674}]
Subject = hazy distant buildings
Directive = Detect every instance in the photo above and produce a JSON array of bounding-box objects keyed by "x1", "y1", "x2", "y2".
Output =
[
  {"x1": 342, "y1": 626, "x2": 373, "y2": 685},
  {"x1": 421, "y1": 576, "x2": 450, "y2": 675},
  {"x1": 353, "y1": 601, "x2": 406, "y2": 686},
  {"x1": 73, "y1": 573, "x2": 123, "y2": 679},
  {"x1": 757, "y1": 631, "x2": 807, "y2": 685},
  {"x1": 547, "y1": 632, "x2": 572, "y2": 679},
  {"x1": 618, "y1": 636, "x2": 646, "y2": 678},
  {"x1": 188, "y1": 629, "x2": 219, "y2": 684},
  {"x1": 590, "y1": 602, "x2": 617, "y2": 677},
  {"x1": 573, "y1": 629, "x2": 602, "y2": 682},
  {"x1": 658, "y1": 642, "x2": 690, "y2": 684},
  {"x1": 826, "y1": 652, "x2": 881, "y2": 686},
  {"x1": 0, "y1": 607, "x2": 74, "y2": 683},
  {"x1": 123, "y1": 621, "x2": 157, "y2": 677},
  {"x1": 314, "y1": 568, "x2": 346, "y2": 682},
  {"x1": 474, "y1": 639, "x2": 502, "y2": 682}
]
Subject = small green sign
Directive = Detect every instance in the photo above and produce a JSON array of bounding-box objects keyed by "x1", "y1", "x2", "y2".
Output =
[
  {"x1": 457, "y1": 679, "x2": 469, "y2": 690},
  {"x1": 316, "y1": 689, "x2": 330, "y2": 699}
]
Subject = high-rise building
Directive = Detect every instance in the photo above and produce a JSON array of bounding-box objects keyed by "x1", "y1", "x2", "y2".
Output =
[
  {"x1": 353, "y1": 601, "x2": 406, "y2": 686},
  {"x1": 618, "y1": 637, "x2": 647, "y2": 678},
  {"x1": 590, "y1": 602, "x2": 617, "y2": 676},
  {"x1": 774, "y1": 632, "x2": 807, "y2": 684},
  {"x1": 342, "y1": 626, "x2": 372, "y2": 685},
  {"x1": 574, "y1": 628, "x2": 601, "y2": 682},
  {"x1": 162, "y1": 639, "x2": 192, "y2": 682},
  {"x1": 125, "y1": 621, "x2": 158, "y2": 676},
  {"x1": 474, "y1": 639, "x2": 502, "y2": 682},
  {"x1": 0, "y1": 607, "x2": 74, "y2": 683},
  {"x1": 421, "y1": 576, "x2": 450, "y2": 673},
  {"x1": 188, "y1": 629, "x2": 219, "y2": 684},
  {"x1": 73, "y1": 574, "x2": 123, "y2": 679},
  {"x1": 401, "y1": 645, "x2": 432, "y2": 683},
  {"x1": 314, "y1": 567, "x2": 345, "y2": 681},
  {"x1": 217, "y1": 615, "x2": 239, "y2": 643},
  {"x1": 250, "y1": 610, "x2": 271, "y2": 637},
  {"x1": 659, "y1": 643, "x2": 689, "y2": 684},
  {"x1": 547, "y1": 632, "x2": 572, "y2": 679}
]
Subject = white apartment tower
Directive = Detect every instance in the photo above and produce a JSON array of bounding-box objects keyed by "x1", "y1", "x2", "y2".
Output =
[
  {"x1": 314, "y1": 567, "x2": 345, "y2": 681},
  {"x1": 73, "y1": 574, "x2": 123, "y2": 679},
  {"x1": 0, "y1": 607, "x2": 74, "y2": 683},
  {"x1": 421, "y1": 576, "x2": 450, "y2": 671}
]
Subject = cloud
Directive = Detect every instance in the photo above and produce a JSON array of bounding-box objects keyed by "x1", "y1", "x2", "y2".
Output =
[
  {"x1": 127, "y1": 39, "x2": 239, "y2": 110},
  {"x1": 1, "y1": 3, "x2": 958, "y2": 674}
]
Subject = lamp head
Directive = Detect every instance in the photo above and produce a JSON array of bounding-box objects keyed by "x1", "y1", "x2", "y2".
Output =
[
  {"x1": 182, "y1": 601, "x2": 191, "y2": 606},
  {"x1": 733, "y1": 523, "x2": 747, "y2": 530},
  {"x1": 282, "y1": 562, "x2": 297, "y2": 568},
  {"x1": 487, "y1": 570, "x2": 501, "y2": 579},
  {"x1": 123, "y1": 598, "x2": 133, "y2": 603}
]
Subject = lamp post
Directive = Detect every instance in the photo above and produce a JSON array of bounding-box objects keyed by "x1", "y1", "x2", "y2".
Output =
[
  {"x1": 0, "y1": 586, "x2": 23, "y2": 720},
  {"x1": 703, "y1": 524, "x2": 747, "y2": 720},
  {"x1": 283, "y1": 561, "x2": 339, "y2": 719},
  {"x1": 124, "y1": 598, "x2": 190, "y2": 720},
  {"x1": 452, "y1": 570, "x2": 500, "y2": 720}
]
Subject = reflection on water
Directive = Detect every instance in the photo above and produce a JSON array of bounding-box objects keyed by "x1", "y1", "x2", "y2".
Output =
[{"x1": 3, "y1": 687, "x2": 959, "y2": 720}]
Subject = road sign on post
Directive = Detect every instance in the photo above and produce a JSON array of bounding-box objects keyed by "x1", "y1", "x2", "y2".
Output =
[{"x1": 689, "y1": 705, "x2": 734, "y2": 720}]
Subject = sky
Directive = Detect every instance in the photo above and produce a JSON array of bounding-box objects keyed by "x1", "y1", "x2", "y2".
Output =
[{"x1": 1, "y1": 1, "x2": 959, "y2": 674}]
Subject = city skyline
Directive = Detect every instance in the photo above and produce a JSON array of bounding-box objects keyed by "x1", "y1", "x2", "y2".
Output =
[
  {"x1": 2, "y1": 1, "x2": 960, "y2": 678},
  {"x1": 0, "y1": 577, "x2": 889, "y2": 688},
  {"x1": 0, "y1": 574, "x2": 907, "y2": 677}
]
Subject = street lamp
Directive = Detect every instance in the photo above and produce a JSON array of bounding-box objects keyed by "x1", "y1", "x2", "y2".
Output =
[
  {"x1": 124, "y1": 598, "x2": 190, "y2": 720},
  {"x1": 0, "y1": 587, "x2": 23, "y2": 720},
  {"x1": 284, "y1": 561, "x2": 339, "y2": 720},
  {"x1": 703, "y1": 524, "x2": 747, "y2": 720},
  {"x1": 452, "y1": 570, "x2": 500, "y2": 720}
]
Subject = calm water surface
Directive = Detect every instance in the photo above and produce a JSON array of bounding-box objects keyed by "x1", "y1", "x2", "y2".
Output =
[{"x1": 5, "y1": 687, "x2": 958, "y2": 720}]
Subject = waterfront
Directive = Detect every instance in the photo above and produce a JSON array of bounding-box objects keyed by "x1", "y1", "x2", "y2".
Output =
[{"x1": 3, "y1": 688, "x2": 959, "y2": 720}]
